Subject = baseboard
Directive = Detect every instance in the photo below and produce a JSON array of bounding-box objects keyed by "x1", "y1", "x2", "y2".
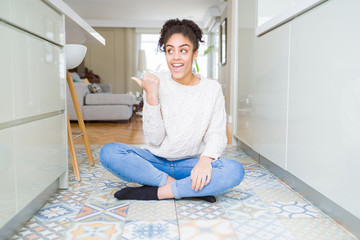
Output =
[
  {"x1": 235, "y1": 138, "x2": 360, "y2": 238},
  {"x1": 0, "y1": 179, "x2": 59, "y2": 240}
]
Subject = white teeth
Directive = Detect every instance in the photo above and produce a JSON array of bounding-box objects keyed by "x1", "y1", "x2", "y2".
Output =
[{"x1": 173, "y1": 64, "x2": 183, "y2": 67}]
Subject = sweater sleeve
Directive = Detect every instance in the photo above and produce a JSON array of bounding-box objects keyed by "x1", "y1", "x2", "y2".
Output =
[
  {"x1": 142, "y1": 91, "x2": 166, "y2": 146},
  {"x1": 201, "y1": 86, "x2": 227, "y2": 160}
]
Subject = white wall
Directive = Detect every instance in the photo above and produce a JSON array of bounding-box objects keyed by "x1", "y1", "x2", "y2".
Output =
[{"x1": 236, "y1": 0, "x2": 360, "y2": 219}]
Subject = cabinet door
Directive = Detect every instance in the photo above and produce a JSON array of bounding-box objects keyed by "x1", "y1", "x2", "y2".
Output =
[
  {"x1": 15, "y1": 114, "x2": 66, "y2": 211},
  {"x1": 1, "y1": 0, "x2": 65, "y2": 45},
  {"x1": 252, "y1": 24, "x2": 290, "y2": 169},
  {"x1": 9, "y1": 25, "x2": 66, "y2": 120},
  {"x1": 0, "y1": 128, "x2": 16, "y2": 229},
  {"x1": 288, "y1": 0, "x2": 360, "y2": 218},
  {"x1": 0, "y1": 0, "x2": 10, "y2": 20},
  {"x1": 0, "y1": 22, "x2": 14, "y2": 124}
]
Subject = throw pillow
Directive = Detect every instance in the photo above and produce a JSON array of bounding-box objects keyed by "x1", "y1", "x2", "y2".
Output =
[
  {"x1": 69, "y1": 71, "x2": 82, "y2": 82},
  {"x1": 81, "y1": 78, "x2": 90, "y2": 84},
  {"x1": 88, "y1": 83, "x2": 102, "y2": 93}
]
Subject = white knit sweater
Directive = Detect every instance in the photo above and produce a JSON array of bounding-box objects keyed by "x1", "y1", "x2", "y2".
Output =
[{"x1": 142, "y1": 71, "x2": 227, "y2": 161}]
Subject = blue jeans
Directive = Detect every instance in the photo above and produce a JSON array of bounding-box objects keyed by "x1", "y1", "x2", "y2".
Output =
[{"x1": 100, "y1": 142, "x2": 245, "y2": 199}]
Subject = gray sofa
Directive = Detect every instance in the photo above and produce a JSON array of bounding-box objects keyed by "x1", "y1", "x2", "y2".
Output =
[{"x1": 67, "y1": 82, "x2": 136, "y2": 121}]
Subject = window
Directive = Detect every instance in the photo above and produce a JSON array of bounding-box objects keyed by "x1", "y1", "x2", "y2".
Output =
[{"x1": 138, "y1": 33, "x2": 210, "y2": 78}]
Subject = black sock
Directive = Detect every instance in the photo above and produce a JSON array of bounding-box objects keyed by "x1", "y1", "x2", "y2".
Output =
[
  {"x1": 198, "y1": 196, "x2": 217, "y2": 203},
  {"x1": 114, "y1": 185, "x2": 159, "y2": 200},
  {"x1": 182, "y1": 195, "x2": 217, "y2": 203}
]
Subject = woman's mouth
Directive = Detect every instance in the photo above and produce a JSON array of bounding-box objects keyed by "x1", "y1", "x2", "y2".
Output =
[{"x1": 172, "y1": 63, "x2": 184, "y2": 72}]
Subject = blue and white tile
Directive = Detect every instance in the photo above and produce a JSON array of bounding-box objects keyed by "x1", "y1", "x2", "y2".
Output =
[
  {"x1": 127, "y1": 200, "x2": 176, "y2": 221},
  {"x1": 269, "y1": 201, "x2": 326, "y2": 219},
  {"x1": 87, "y1": 188, "x2": 130, "y2": 209},
  {"x1": 230, "y1": 218, "x2": 297, "y2": 240},
  {"x1": 10, "y1": 221, "x2": 72, "y2": 240},
  {"x1": 280, "y1": 218, "x2": 358, "y2": 240},
  {"x1": 245, "y1": 177, "x2": 288, "y2": 190},
  {"x1": 175, "y1": 199, "x2": 228, "y2": 220},
  {"x1": 254, "y1": 188, "x2": 308, "y2": 204},
  {"x1": 45, "y1": 189, "x2": 92, "y2": 207},
  {"x1": 121, "y1": 220, "x2": 179, "y2": 240},
  {"x1": 30, "y1": 203, "x2": 80, "y2": 222},
  {"x1": 219, "y1": 189, "x2": 276, "y2": 219}
]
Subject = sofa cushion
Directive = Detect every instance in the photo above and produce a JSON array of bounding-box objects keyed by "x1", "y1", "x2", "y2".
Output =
[
  {"x1": 83, "y1": 105, "x2": 133, "y2": 121},
  {"x1": 88, "y1": 83, "x2": 103, "y2": 93},
  {"x1": 85, "y1": 93, "x2": 135, "y2": 106}
]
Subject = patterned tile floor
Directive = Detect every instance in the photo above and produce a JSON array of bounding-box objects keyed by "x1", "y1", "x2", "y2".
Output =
[{"x1": 10, "y1": 145, "x2": 358, "y2": 240}]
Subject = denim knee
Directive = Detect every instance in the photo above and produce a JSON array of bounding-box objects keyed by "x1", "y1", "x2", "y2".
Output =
[
  {"x1": 99, "y1": 142, "x2": 125, "y2": 168},
  {"x1": 223, "y1": 159, "x2": 245, "y2": 188}
]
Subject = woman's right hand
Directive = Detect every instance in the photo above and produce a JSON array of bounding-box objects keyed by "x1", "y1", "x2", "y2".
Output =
[{"x1": 131, "y1": 72, "x2": 160, "y2": 105}]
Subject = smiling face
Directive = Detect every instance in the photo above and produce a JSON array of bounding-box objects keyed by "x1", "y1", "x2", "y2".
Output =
[{"x1": 165, "y1": 33, "x2": 198, "y2": 83}]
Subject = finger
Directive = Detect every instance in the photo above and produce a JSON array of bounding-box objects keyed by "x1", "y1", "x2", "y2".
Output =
[
  {"x1": 199, "y1": 176, "x2": 207, "y2": 190},
  {"x1": 131, "y1": 77, "x2": 142, "y2": 87},
  {"x1": 195, "y1": 175, "x2": 205, "y2": 191},
  {"x1": 191, "y1": 172, "x2": 197, "y2": 190},
  {"x1": 195, "y1": 175, "x2": 203, "y2": 191},
  {"x1": 205, "y1": 171, "x2": 212, "y2": 185}
]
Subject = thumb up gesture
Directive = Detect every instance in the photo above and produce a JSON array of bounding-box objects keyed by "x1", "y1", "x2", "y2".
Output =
[{"x1": 131, "y1": 72, "x2": 160, "y2": 106}]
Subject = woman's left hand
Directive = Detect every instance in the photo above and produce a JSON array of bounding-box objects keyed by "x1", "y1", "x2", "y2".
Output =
[{"x1": 191, "y1": 156, "x2": 213, "y2": 191}]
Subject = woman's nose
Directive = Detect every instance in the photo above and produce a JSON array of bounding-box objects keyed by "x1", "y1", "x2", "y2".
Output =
[{"x1": 173, "y1": 50, "x2": 180, "y2": 59}]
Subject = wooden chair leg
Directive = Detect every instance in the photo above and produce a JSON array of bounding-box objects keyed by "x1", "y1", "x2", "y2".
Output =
[
  {"x1": 67, "y1": 114, "x2": 80, "y2": 181},
  {"x1": 67, "y1": 72, "x2": 95, "y2": 166}
]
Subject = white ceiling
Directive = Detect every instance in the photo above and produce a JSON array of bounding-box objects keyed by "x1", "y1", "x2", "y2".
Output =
[{"x1": 63, "y1": 0, "x2": 227, "y2": 29}]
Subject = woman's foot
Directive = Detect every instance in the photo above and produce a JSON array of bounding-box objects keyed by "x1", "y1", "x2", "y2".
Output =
[{"x1": 114, "y1": 185, "x2": 159, "y2": 200}]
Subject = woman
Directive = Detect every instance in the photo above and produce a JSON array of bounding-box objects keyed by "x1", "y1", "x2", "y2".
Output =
[{"x1": 100, "y1": 19, "x2": 244, "y2": 202}]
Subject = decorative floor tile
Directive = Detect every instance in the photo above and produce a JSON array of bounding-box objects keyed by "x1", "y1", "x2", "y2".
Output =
[
  {"x1": 230, "y1": 219, "x2": 297, "y2": 240},
  {"x1": 31, "y1": 203, "x2": 80, "y2": 222},
  {"x1": 244, "y1": 168, "x2": 274, "y2": 180},
  {"x1": 245, "y1": 177, "x2": 288, "y2": 189},
  {"x1": 68, "y1": 169, "x2": 104, "y2": 182},
  {"x1": 67, "y1": 180, "x2": 96, "y2": 192},
  {"x1": 121, "y1": 220, "x2": 179, "y2": 240},
  {"x1": 94, "y1": 179, "x2": 131, "y2": 191},
  {"x1": 65, "y1": 221, "x2": 123, "y2": 240},
  {"x1": 75, "y1": 202, "x2": 129, "y2": 222},
  {"x1": 178, "y1": 219, "x2": 238, "y2": 240},
  {"x1": 219, "y1": 191, "x2": 276, "y2": 219},
  {"x1": 219, "y1": 188, "x2": 258, "y2": 202},
  {"x1": 11, "y1": 221, "x2": 71, "y2": 240},
  {"x1": 45, "y1": 189, "x2": 92, "y2": 207},
  {"x1": 87, "y1": 189, "x2": 130, "y2": 209},
  {"x1": 175, "y1": 199, "x2": 228, "y2": 220},
  {"x1": 254, "y1": 188, "x2": 307, "y2": 204},
  {"x1": 233, "y1": 180, "x2": 251, "y2": 189},
  {"x1": 9, "y1": 145, "x2": 358, "y2": 240},
  {"x1": 269, "y1": 201, "x2": 326, "y2": 219},
  {"x1": 280, "y1": 218, "x2": 358, "y2": 240},
  {"x1": 126, "y1": 200, "x2": 176, "y2": 221}
]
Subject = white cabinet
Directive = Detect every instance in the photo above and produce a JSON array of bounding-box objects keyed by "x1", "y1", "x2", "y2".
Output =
[
  {"x1": 10, "y1": 24, "x2": 65, "y2": 119},
  {"x1": 288, "y1": 0, "x2": 360, "y2": 218},
  {"x1": 0, "y1": 128, "x2": 16, "y2": 228},
  {"x1": 236, "y1": 0, "x2": 360, "y2": 222},
  {"x1": 0, "y1": 0, "x2": 67, "y2": 231},
  {"x1": 0, "y1": 22, "x2": 13, "y2": 124},
  {"x1": 252, "y1": 24, "x2": 290, "y2": 169},
  {"x1": 15, "y1": 114, "x2": 66, "y2": 211},
  {"x1": 0, "y1": 0, "x2": 65, "y2": 45}
]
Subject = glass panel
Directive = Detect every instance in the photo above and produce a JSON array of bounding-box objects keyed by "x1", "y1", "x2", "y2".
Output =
[{"x1": 236, "y1": 0, "x2": 257, "y2": 145}]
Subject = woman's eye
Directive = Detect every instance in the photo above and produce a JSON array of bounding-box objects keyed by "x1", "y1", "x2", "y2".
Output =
[
  {"x1": 167, "y1": 49, "x2": 173, "y2": 54},
  {"x1": 181, "y1": 49, "x2": 187, "y2": 53}
]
